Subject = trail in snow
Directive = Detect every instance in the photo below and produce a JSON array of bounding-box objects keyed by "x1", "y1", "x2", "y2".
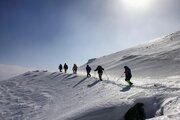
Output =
[{"x1": 0, "y1": 70, "x2": 180, "y2": 120}]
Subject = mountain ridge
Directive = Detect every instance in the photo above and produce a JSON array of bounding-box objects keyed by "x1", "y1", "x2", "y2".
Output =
[{"x1": 79, "y1": 31, "x2": 180, "y2": 79}]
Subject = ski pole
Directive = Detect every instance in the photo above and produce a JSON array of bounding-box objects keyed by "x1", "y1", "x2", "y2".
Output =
[
  {"x1": 120, "y1": 73, "x2": 124, "y2": 77},
  {"x1": 117, "y1": 73, "x2": 124, "y2": 81},
  {"x1": 104, "y1": 70, "x2": 109, "y2": 80}
]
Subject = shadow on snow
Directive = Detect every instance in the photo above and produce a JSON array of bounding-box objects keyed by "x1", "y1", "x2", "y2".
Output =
[{"x1": 73, "y1": 77, "x2": 87, "y2": 88}]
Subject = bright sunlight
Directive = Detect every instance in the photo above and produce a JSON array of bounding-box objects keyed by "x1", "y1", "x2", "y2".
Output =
[{"x1": 121, "y1": 0, "x2": 153, "y2": 11}]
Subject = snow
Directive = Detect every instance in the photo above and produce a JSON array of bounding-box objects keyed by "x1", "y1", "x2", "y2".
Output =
[{"x1": 0, "y1": 31, "x2": 180, "y2": 120}]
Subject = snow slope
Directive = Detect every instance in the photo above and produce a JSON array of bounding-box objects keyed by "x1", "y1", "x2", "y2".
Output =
[
  {"x1": 0, "y1": 31, "x2": 180, "y2": 120},
  {"x1": 79, "y1": 31, "x2": 180, "y2": 79}
]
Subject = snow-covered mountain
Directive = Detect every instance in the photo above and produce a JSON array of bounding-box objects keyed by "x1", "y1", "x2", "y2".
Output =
[
  {"x1": 0, "y1": 31, "x2": 180, "y2": 120},
  {"x1": 79, "y1": 31, "x2": 180, "y2": 79}
]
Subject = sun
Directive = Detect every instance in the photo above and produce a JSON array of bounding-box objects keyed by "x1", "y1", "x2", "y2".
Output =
[{"x1": 121, "y1": 0, "x2": 152, "y2": 11}]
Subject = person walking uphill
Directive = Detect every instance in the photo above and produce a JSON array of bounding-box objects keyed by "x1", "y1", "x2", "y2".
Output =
[
  {"x1": 86, "y1": 64, "x2": 91, "y2": 77},
  {"x1": 123, "y1": 66, "x2": 133, "y2": 86},
  {"x1": 58, "y1": 64, "x2": 62, "y2": 72},
  {"x1": 72, "y1": 64, "x2": 78, "y2": 74},
  {"x1": 64, "y1": 63, "x2": 68, "y2": 73},
  {"x1": 94, "y1": 65, "x2": 104, "y2": 81}
]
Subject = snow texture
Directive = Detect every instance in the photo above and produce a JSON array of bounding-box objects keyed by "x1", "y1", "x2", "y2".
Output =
[{"x1": 0, "y1": 31, "x2": 180, "y2": 120}]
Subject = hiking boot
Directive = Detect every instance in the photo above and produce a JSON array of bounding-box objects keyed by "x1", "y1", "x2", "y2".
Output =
[{"x1": 130, "y1": 82, "x2": 133, "y2": 86}]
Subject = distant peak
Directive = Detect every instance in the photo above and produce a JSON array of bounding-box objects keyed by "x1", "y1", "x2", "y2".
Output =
[{"x1": 87, "y1": 58, "x2": 96, "y2": 64}]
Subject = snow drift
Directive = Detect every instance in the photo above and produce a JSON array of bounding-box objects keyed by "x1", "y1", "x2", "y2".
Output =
[{"x1": 0, "y1": 64, "x2": 32, "y2": 81}]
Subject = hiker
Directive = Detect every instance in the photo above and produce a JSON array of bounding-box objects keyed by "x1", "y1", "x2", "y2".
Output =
[
  {"x1": 94, "y1": 65, "x2": 104, "y2": 81},
  {"x1": 124, "y1": 103, "x2": 146, "y2": 120},
  {"x1": 64, "y1": 63, "x2": 68, "y2": 73},
  {"x1": 122, "y1": 66, "x2": 133, "y2": 86},
  {"x1": 72, "y1": 64, "x2": 78, "y2": 74},
  {"x1": 58, "y1": 64, "x2": 62, "y2": 72},
  {"x1": 86, "y1": 64, "x2": 91, "y2": 77}
]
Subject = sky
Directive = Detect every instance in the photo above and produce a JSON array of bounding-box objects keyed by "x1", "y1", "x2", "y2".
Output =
[{"x1": 0, "y1": 0, "x2": 180, "y2": 71}]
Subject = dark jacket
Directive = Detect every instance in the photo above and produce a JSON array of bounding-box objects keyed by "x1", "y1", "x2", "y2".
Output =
[
  {"x1": 73, "y1": 64, "x2": 78, "y2": 70},
  {"x1": 95, "y1": 65, "x2": 104, "y2": 74},
  {"x1": 124, "y1": 66, "x2": 132, "y2": 79},
  {"x1": 64, "y1": 64, "x2": 68, "y2": 70},
  {"x1": 86, "y1": 65, "x2": 91, "y2": 72},
  {"x1": 124, "y1": 103, "x2": 146, "y2": 120},
  {"x1": 59, "y1": 64, "x2": 62, "y2": 70}
]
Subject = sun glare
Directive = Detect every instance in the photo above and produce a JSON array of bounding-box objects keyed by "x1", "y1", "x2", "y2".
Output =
[{"x1": 121, "y1": 0, "x2": 152, "y2": 11}]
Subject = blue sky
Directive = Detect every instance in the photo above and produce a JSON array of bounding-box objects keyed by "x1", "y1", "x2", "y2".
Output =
[{"x1": 0, "y1": 0, "x2": 180, "y2": 71}]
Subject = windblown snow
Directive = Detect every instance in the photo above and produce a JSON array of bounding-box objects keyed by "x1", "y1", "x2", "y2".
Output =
[
  {"x1": 0, "y1": 31, "x2": 180, "y2": 120},
  {"x1": 0, "y1": 64, "x2": 32, "y2": 81}
]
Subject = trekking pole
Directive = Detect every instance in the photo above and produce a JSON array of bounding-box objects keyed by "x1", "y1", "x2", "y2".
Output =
[
  {"x1": 104, "y1": 70, "x2": 109, "y2": 80},
  {"x1": 117, "y1": 73, "x2": 124, "y2": 81}
]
